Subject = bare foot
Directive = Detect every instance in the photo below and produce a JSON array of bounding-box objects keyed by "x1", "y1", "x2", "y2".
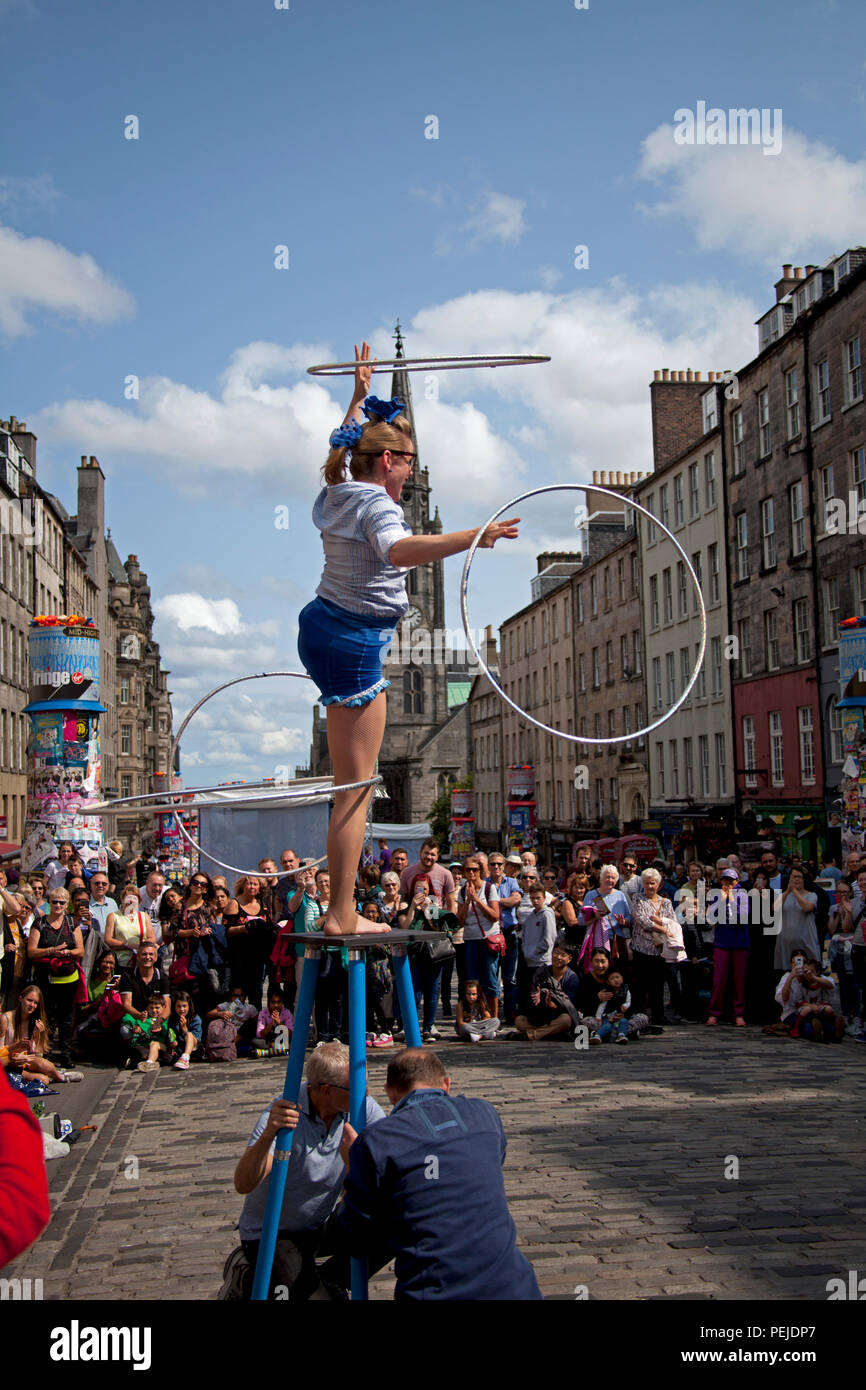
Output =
[{"x1": 321, "y1": 912, "x2": 391, "y2": 937}]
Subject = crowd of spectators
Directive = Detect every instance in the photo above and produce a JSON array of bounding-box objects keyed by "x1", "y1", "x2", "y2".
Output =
[{"x1": 0, "y1": 834, "x2": 863, "y2": 1080}]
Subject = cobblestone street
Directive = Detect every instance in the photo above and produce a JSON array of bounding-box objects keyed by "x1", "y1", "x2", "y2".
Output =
[{"x1": 8, "y1": 1028, "x2": 866, "y2": 1302}]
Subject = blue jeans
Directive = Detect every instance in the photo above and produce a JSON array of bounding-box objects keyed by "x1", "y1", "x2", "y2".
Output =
[
  {"x1": 596, "y1": 1016, "x2": 629, "y2": 1041},
  {"x1": 410, "y1": 957, "x2": 443, "y2": 1033},
  {"x1": 463, "y1": 939, "x2": 501, "y2": 1003}
]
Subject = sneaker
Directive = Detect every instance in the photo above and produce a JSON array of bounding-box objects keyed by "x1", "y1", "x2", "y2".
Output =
[
  {"x1": 58, "y1": 1069, "x2": 84, "y2": 1082},
  {"x1": 365, "y1": 1032, "x2": 377, "y2": 1048},
  {"x1": 614, "y1": 1034, "x2": 629, "y2": 1045},
  {"x1": 588, "y1": 1034, "x2": 602, "y2": 1046},
  {"x1": 372, "y1": 1033, "x2": 393, "y2": 1047},
  {"x1": 137, "y1": 1060, "x2": 159, "y2": 1073},
  {"x1": 422, "y1": 1031, "x2": 437, "y2": 1044},
  {"x1": 646, "y1": 1025, "x2": 665, "y2": 1035},
  {"x1": 173, "y1": 1055, "x2": 190, "y2": 1070},
  {"x1": 392, "y1": 1029, "x2": 405, "y2": 1043},
  {"x1": 426, "y1": 1026, "x2": 441, "y2": 1040}
]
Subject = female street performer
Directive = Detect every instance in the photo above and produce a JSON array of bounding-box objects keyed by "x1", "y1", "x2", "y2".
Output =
[{"x1": 298, "y1": 342, "x2": 519, "y2": 936}]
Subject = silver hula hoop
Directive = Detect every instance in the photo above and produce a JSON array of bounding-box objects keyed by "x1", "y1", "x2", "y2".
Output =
[
  {"x1": 459, "y1": 484, "x2": 708, "y2": 746},
  {"x1": 307, "y1": 354, "x2": 550, "y2": 377},
  {"x1": 98, "y1": 671, "x2": 379, "y2": 881}
]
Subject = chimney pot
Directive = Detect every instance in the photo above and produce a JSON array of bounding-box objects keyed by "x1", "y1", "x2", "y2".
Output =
[
  {"x1": 662, "y1": 369, "x2": 670, "y2": 381},
  {"x1": 80, "y1": 456, "x2": 87, "y2": 467},
  {"x1": 653, "y1": 370, "x2": 660, "y2": 381},
  {"x1": 783, "y1": 263, "x2": 792, "y2": 277},
  {"x1": 677, "y1": 371, "x2": 684, "y2": 382},
  {"x1": 794, "y1": 267, "x2": 804, "y2": 279},
  {"x1": 592, "y1": 470, "x2": 598, "y2": 485},
  {"x1": 805, "y1": 263, "x2": 816, "y2": 276},
  {"x1": 686, "y1": 369, "x2": 693, "y2": 382},
  {"x1": 695, "y1": 371, "x2": 702, "y2": 382}
]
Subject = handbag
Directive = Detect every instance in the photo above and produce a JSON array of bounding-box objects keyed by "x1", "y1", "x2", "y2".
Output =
[
  {"x1": 483, "y1": 931, "x2": 507, "y2": 957},
  {"x1": 420, "y1": 932, "x2": 456, "y2": 966},
  {"x1": 169, "y1": 955, "x2": 195, "y2": 985}
]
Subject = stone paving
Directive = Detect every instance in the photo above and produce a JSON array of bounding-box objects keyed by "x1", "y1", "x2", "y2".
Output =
[{"x1": 7, "y1": 1027, "x2": 866, "y2": 1301}]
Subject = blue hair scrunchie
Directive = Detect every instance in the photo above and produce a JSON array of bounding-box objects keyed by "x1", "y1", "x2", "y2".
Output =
[
  {"x1": 329, "y1": 421, "x2": 364, "y2": 450},
  {"x1": 361, "y1": 395, "x2": 406, "y2": 424}
]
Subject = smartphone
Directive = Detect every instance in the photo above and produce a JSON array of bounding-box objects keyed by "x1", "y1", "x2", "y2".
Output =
[{"x1": 109, "y1": 974, "x2": 121, "y2": 987}]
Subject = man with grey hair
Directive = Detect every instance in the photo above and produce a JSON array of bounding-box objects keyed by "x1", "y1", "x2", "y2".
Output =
[{"x1": 233, "y1": 1042, "x2": 385, "y2": 1300}]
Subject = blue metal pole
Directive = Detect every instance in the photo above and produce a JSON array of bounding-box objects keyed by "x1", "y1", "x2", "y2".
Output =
[
  {"x1": 347, "y1": 947, "x2": 368, "y2": 1301},
  {"x1": 251, "y1": 946, "x2": 321, "y2": 1301},
  {"x1": 391, "y1": 945, "x2": 423, "y2": 1048}
]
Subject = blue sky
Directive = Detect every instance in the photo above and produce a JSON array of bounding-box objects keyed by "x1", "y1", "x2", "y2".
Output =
[{"x1": 2, "y1": 0, "x2": 864, "y2": 783}]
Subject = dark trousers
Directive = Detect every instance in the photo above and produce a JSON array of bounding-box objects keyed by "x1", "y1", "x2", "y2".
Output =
[
  {"x1": 241, "y1": 1214, "x2": 391, "y2": 1301},
  {"x1": 315, "y1": 957, "x2": 347, "y2": 1042},
  {"x1": 631, "y1": 952, "x2": 666, "y2": 1024},
  {"x1": 664, "y1": 961, "x2": 683, "y2": 1014},
  {"x1": 501, "y1": 931, "x2": 519, "y2": 1018},
  {"x1": 42, "y1": 978, "x2": 78, "y2": 1061}
]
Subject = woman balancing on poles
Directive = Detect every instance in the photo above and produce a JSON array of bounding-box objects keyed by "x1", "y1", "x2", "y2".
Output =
[{"x1": 298, "y1": 341, "x2": 519, "y2": 937}]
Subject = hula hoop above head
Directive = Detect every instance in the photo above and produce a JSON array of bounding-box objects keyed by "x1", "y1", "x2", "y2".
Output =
[
  {"x1": 93, "y1": 671, "x2": 382, "y2": 882},
  {"x1": 459, "y1": 483, "x2": 708, "y2": 747},
  {"x1": 307, "y1": 354, "x2": 551, "y2": 377}
]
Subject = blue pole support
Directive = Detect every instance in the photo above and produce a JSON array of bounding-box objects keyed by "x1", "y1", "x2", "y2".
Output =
[
  {"x1": 391, "y1": 945, "x2": 423, "y2": 1048},
  {"x1": 347, "y1": 948, "x2": 368, "y2": 1301},
  {"x1": 251, "y1": 946, "x2": 322, "y2": 1301}
]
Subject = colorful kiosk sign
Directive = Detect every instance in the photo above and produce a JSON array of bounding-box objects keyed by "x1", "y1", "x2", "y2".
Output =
[{"x1": 22, "y1": 618, "x2": 106, "y2": 873}]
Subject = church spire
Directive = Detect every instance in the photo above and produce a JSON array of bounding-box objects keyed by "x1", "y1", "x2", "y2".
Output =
[{"x1": 390, "y1": 320, "x2": 416, "y2": 436}]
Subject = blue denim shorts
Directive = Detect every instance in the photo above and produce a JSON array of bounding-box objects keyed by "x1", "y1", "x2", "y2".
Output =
[{"x1": 297, "y1": 596, "x2": 394, "y2": 707}]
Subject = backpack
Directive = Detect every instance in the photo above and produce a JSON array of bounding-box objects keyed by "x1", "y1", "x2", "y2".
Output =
[{"x1": 205, "y1": 1018, "x2": 237, "y2": 1063}]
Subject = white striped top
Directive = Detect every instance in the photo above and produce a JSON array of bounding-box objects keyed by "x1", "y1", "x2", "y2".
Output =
[{"x1": 313, "y1": 481, "x2": 412, "y2": 621}]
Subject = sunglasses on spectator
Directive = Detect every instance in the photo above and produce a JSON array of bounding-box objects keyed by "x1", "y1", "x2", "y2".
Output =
[
  {"x1": 464, "y1": 865, "x2": 482, "y2": 872},
  {"x1": 191, "y1": 878, "x2": 208, "y2": 887}
]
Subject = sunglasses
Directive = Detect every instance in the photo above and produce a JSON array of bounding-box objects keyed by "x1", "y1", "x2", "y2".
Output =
[{"x1": 191, "y1": 879, "x2": 208, "y2": 887}]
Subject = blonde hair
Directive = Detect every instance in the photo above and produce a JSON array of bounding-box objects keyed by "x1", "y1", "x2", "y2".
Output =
[{"x1": 322, "y1": 415, "x2": 413, "y2": 487}]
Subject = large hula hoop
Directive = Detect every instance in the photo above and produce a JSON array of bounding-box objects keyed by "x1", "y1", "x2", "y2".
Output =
[
  {"x1": 117, "y1": 671, "x2": 381, "y2": 881},
  {"x1": 460, "y1": 483, "x2": 708, "y2": 747},
  {"x1": 307, "y1": 354, "x2": 550, "y2": 377}
]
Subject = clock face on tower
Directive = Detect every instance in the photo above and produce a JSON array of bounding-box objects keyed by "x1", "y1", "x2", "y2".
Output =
[{"x1": 404, "y1": 606, "x2": 423, "y2": 629}]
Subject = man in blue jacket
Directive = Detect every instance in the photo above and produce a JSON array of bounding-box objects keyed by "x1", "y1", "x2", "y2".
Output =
[{"x1": 336, "y1": 1048, "x2": 542, "y2": 1300}]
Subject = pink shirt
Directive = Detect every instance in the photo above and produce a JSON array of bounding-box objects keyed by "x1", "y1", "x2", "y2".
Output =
[{"x1": 399, "y1": 862, "x2": 456, "y2": 909}]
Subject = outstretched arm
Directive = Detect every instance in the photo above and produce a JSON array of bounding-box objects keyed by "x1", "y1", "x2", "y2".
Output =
[{"x1": 389, "y1": 518, "x2": 520, "y2": 568}]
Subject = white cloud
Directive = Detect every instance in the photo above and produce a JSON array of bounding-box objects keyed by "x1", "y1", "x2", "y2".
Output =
[
  {"x1": 154, "y1": 593, "x2": 243, "y2": 635},
  {"x1": 637, "y1": 121, "x2": 866, "y2": 262},
  {"x1": 36, "y1": 338, "x2": 341, "y2": 491},
  {"x1": 0, "y1": 224, "x2": 135, "y2": 337},
  {"x1": 461, "y1": 191, "x2": 528, "y2": 247}
]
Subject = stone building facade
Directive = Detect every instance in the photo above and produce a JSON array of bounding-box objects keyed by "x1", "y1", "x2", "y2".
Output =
[
  {"x1": 725, "y1": 250, "x2": 866, "y2": 848},
  {"x1": 110, "y1": 554, "x2": 175, "y2": 852},
  {"x1": 634, "y1": 374, "x2": 736, "y2": 853},
  {"x1": 0, "y1": 418, "x2": 172, "y2": 854}
]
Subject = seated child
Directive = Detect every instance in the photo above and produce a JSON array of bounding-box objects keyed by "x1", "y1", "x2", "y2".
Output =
[
  {"x1": 514, "y1": 939, "x2": 580, "y2": 1041},
  {"x1": 252, "y1": 989, "x2": 294, "y2": 1057},
  {"x1": 590, "y1": 968, "x2": 631, "y2": 1044},
  {"x1": 124, "y1": 995, "x2": 177, "y2": 1072},
  {"x1": 169, "y1": 990, "x2": 203, "y2": 1071},
  {"x1": 779, "y1": 957, "x2": 843, "y2": 1042},
  {"x1": 455, "y1": 979, "x2": 501, "y2": 1043},
  {"x1": 204, "y1": 985, "x2": 258, "y2": 1061}
]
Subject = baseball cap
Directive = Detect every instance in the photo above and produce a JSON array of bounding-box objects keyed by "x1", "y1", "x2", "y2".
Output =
[{"x1": 721, "y1": 868, "x2": 739, "y2": 880}]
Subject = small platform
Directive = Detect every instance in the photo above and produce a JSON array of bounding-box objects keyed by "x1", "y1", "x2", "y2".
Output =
[{"x1": 290, "y1": 929, "x2": 446, "y2": 945}]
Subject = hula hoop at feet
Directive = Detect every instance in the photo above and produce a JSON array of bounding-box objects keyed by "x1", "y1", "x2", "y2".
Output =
[
  {"x1": 459, "y1": 483, "x2": 707, "y2": 747},
  {"x1": 154, "y1": 671, "x2": 381, "y2": 880}
]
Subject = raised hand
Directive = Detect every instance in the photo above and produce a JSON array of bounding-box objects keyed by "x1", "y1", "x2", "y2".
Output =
[{"x1": 353, "y1": 341, "x2": 373, "y2": 402}]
